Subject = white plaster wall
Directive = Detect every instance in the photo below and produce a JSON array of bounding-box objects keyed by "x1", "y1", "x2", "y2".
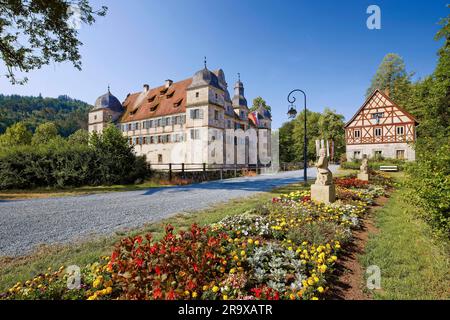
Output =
[{"x1": 346, "y1": 142, "x2": 415, "y2": 161}]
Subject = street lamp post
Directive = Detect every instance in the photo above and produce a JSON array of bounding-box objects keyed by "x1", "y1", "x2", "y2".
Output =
[{"x1": 287, "y1": 89, "x2": 307, "y2": 185}]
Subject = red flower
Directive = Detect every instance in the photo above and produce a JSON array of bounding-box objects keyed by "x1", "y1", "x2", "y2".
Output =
[
  {"x1": 167, "y1": 289, "x2": 176, "y2": 300},
  {"x1": 135, "y1": 258, "x2": 144, "y2": 268},
  {"x1": 155, "y1": 266, "x2": 162, "y2": 275},
  {"x1": 153, "y1": 287, "x2": 162, "y2": 299},
  {"x1": 193, "y1": 263, "x2": 199, "y2": 272}
]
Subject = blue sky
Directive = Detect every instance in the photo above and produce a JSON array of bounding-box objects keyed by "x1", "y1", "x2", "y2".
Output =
[{"x1": 0, "y1": 0, "x2": 447, "y2": 129}]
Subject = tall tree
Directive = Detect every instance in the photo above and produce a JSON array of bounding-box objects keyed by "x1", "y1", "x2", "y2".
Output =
[
  {"x1": 250, "y1": 97, "x2": 272, "y2": 112},
  {"x1": 366, "y1": 53, "x2": 412, "y2": 101},
  {"x1": 32, "y1": 122, "x2": 59, "y2": 145},
  {"x1": 0, "y1": 0, "x2": 107, "y2": 84},
  {"x1": 0, "y1": 121, "x2": 32, "y2": 148}
]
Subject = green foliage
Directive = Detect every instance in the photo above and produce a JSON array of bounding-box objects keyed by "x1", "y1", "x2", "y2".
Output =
[
  {"x1": 0, "y1": 0, "x2": 107, "y2": 84},
  {"x1": 0, "y1": 121, "x2": 32, "y2": 148},
  {"x1": 366, "y1": 53, "x2": 412, "y2": 99},
  {"x1": 68, "y1": 129, "x2": 90, "y2": 145},
  {"x1": 405, "y1": 138, "x2": 450, "y2": 237},
  {"x1": 250, "y1": 96, "x2": 271, "y2": 112},
  {"x1": 341, "y1": 158, "x2": 406, "y2": 171},
  {"x1": 31, "y1": 122, "x2": 59, "y2": 145},
  {"x1": 0, "y1": 94, "x2": 91, "y2": 136},
  {"x1": 279, "y1": 109, "x2": 345, "y2": 163},
  {"x1": 0, "y1": 124, "x2": 149, "y2": 189}
]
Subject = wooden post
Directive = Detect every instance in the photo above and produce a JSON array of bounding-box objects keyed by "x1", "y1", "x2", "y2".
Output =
[
  {"x1": 203, "y1": 162, "x2": 206, "y2": 181},
  {"x1": 182, "y1": 163, "x2": 185, "y2": 179},
  {"x1": 169, "y1": 163, "x2": 172, "y2": 181}
]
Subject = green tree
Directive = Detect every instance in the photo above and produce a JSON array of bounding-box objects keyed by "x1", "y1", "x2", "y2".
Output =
[
  {"x1": 68, "y1": 129, "x2": 90, "y2": 145},
  {"x1": 250, "y1": 97, "x2": 272, "y2": 112},
  {"x1": 278, "y1": 121, "x2": 295, "y2": 163},
  {"x1": 0, "y1": 121, "x2": 32, "y2": 148},
  {"x1": 366, "y1": 53, "x2": 412, "y2": 100},
  {"x1": 32, "y1": 122, "x2": 59, "y2": 145},
  {"x1": 0, "y1": 0, "x2": 107, "y2": 84},
  {"x1": 318, "y1": 108, "x2": 345, "y2": 159}
]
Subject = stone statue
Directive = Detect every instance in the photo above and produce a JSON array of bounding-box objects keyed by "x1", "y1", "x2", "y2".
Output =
[
  {"x1": 315, "y1": 148, "x2": 333, "y2": 186},
  {"x1": 360, "y1": 154, "x2": 369, "y2": 174},
  {"x1": 311, "y1": 147, "x2": 335, "y2": 203},
  {"x1": 357, "y1": 154, "x2": 369, "y2": 181}
]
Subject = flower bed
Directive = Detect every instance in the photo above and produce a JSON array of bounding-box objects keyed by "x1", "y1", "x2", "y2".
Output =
[{"x1": 1, "y1": 176, "x2": 390, "y2": 300}]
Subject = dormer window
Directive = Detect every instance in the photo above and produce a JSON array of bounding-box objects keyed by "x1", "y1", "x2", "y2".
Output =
[
  {"x1": 160, "y1": 87, "x2": 168, "y2": 95},
  {"x1": 174, "y1": 98, "x2": 183, "y2": 108},
  {"x1": 166, "y1": 90, "x2": 175, "y2": 98},
  {"x1": 148, "y1": 95, "x2": 156, "y2": 103},
  {"x1": 150, "y1": 103, "x2": 159, "y2": 112}
]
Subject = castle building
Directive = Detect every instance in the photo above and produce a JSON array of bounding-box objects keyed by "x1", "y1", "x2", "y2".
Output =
[
  {"x1": 344, "y1": 89, "x2": 418, "y2": 161},
  {"x1": 88, "y1": 66, "x2": 272, "y2": 167}
]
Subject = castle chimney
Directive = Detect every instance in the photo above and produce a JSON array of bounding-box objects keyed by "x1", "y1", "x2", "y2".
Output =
[
  {"x1": 143, "y1": 84, "x2": 150, "y2": 92},
  {"x1": 165, "y1": 79, "x2": 173, "y2": 88}
]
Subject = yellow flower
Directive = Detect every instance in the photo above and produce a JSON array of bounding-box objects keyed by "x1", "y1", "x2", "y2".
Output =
[
  {"x1": 240, "y1": 250, "x2": 246, "y2": 256},
  {"x1": 254, "y1": 240, "x2": 260, "y2": 246},
  {"x1": 229, "y1": 268, "x2": 236, "y2": 274},
  {"x1": 289, "y1": 293, "x2": 295, "y2": 300},
  {"x1": 184, "y1": 290, "x2": 190, "y2": 297},
  {"x1": 192, "y1": 292, "x2": 198, "y2": 298},
  {"x1": 247, "y1": 239, "x2": 253, "y2": 244},
  {"x1": 319, "y1": 265, "x2": 327, "y2": 273},
  {"x1": 318, "y1": 286, "x2": 324, "y2": 293},
  {"x1": 87, "y1": 293, "x2": 98, "y2": 300},
  {"x1": 92, "y1": 276, "x2": 103, "y2": 288},
  {"x1": 202, "y1": 285, "x2": 209, "y2": 291},
  {"x1": 106, "y1": 287, "x2": 112, "y2": 295},
  {"x1": 331, "y1": 255, "x2": 337, "y2": 262},
  {"x1": 212, "y1": 286, "x2": 219, "y2": 293},
  {"x1": 311, "y1": 297, "x2": 319, "y2": 300}
]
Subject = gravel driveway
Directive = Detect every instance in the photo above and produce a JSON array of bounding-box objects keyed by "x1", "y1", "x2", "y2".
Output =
[{"x1": 0, "y1": 166, "x2": 338, "y2": 257}]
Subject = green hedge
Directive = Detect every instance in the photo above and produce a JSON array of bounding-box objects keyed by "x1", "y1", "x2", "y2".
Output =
[{"x1": 341, "y1": 159, "x2": 406, "y2": 171}]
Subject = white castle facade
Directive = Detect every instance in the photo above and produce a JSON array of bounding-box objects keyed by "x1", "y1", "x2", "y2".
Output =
[{"x1": 88, "y1": 66, "x2": 272, "y2": 168}]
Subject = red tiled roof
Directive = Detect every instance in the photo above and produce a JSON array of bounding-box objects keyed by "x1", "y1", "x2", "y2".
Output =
[{"x1": 120, "y1": 78, "x2": 192, "y2": 122}]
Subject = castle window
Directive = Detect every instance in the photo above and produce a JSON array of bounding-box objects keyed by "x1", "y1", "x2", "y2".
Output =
[
  {"x1": 128, "y1": 123, "x2": 132, "y2": 131},
  {"x1": 143, "y1": 136, "x2": 147, "y2": 144},
  {"x1": 158, "y1": 154, "x2": 163, "y2": 163},
  {"x1": 214, "y1": 110, "x2": 219, "y2": 120},
  {"x1": 94, "y1": 115, "x2": 97, "y2": 120},
  {"x1": 150, "y1": 136, "x2": 155, "y2": 144},
  {"x1": 195, "y1": 92, "x2": 199, "y2": 98},
  {"x1": 190, "y1": 129, "x2": 200, "y2": 140},
  {"x1": 190, "y1": 109, "x2": 203, "y2": 119},
  {"x1": 354, "y1": 129, "x2": 361, "y2": 138},
  {"x1": 396, "y1": 126, "x2": 404, "y2": 136},
  {"x1": 374, "y1": 127, "x2": 382, "y2": 137}
]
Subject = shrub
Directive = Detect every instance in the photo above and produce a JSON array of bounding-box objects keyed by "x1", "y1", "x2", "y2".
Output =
[
  {"x1": 335, "y1": 177, "x2": 369, "y2": 189},
  {"x1": 405, "y1": 139, "x2": 450, "y2": 237}
]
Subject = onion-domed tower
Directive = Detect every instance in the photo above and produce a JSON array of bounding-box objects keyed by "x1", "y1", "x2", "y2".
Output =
[{"x1": 88, "y1": 87, "x2": 124, "y2": 133}]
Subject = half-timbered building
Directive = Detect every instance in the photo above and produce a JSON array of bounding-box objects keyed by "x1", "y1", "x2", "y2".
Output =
[{"x1": 344, "y1": 89, "x2": 418, "y2": 161}]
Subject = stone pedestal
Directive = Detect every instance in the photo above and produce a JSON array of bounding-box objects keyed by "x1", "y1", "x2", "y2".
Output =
[
  {"x1": 311, "y1": 184, "x2": 336, "y2": 204},
  {"x1": 357, "y1": 173, "x2": 369, "y2": 181}
]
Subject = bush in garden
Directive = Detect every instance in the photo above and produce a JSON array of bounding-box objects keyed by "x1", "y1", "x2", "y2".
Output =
[
  {"x1": 405, "y1": 139, "x2": 450, "y2": 237},
  {"x1": 109, "y1": 224, "x2": 231, "y2": 300}
]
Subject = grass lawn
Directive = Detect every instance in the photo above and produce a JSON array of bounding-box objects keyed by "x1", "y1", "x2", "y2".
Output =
[
  {"x1": 0, "y1": 180, "x2": 168, "y2": 201},
  {"x1": 361, "y1": 175, "x2": 450, "y2": 300},
  {"x1": 0, "y1": 182, "x2": 309, "y2": 292}
]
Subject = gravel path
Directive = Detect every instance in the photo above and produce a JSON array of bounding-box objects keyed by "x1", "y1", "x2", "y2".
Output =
[{"x1": 0, "y1": 166, "x2": 338, "y2": 257}]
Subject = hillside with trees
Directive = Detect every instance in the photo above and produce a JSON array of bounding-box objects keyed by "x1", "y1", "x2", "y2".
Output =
[{"x1": 0, "y1": 94, "x2": 91, "y2": 136}]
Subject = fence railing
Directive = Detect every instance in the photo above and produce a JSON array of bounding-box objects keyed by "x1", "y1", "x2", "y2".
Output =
[{"x1": 148, "y1": 163, "x2": 274, "y2": 180}]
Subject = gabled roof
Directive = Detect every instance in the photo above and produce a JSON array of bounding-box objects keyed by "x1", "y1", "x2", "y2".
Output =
[
  {"x1": 344, "y1": 89, "x2": 419, "y2": 128},
  {"x1": 120, "y1": 78, "x2": 192, "y2": 122}
]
